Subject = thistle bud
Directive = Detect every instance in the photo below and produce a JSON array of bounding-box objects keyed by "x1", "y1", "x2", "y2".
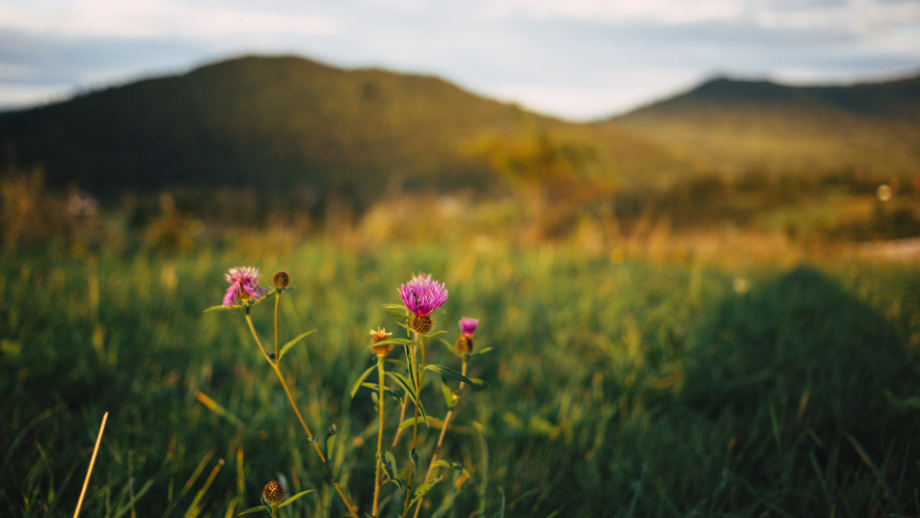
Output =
[
  {"x1": 263, "y1": 481, "x2": 285, "y2": 505},
  {"x1": 370, "y1": 327, "x2": 393, "y2": 358},
  {"x1": 456, "y1": 335, "x2": 473, "y2": 354},
  {"x1": 456, "y1": 317, "x2": 478, "y2": 353},
  {"x1": 272, "y1": 271, "x2": 290, "y2": 289},
  {"x1": 410, "y1": 315, "x2": 433, "y2": 335}
]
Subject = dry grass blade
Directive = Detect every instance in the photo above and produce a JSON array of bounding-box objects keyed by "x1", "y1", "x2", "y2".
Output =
[{"x1": 73, "y1": 411, "x2": 108, "y2": 518}]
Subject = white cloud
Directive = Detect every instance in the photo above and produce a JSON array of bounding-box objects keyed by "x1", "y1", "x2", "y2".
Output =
[
  {"x1": 0, "y1": 0, "x2": 917, "y2": 118},
  {"x1": 0, "y1": 0, "x2": 337, "y2": 39}
]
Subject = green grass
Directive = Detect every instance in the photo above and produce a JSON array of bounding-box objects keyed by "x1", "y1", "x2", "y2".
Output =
[{"x1": 2, "y1": 243, "x2": 920, "y2": 517}]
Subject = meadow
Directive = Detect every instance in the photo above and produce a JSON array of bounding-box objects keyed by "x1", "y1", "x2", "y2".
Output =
[{"x1": 3, "y1": 239, "x2": 920, "y2": 517}]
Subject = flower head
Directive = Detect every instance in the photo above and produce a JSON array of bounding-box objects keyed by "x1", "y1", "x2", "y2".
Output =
[
  {"x1": 370, "y1": 327, "x2": 394, "y2": 358},
  {"x1": 457, "y1": 317, "x2": 479, "y2": 354},
  {"x1": 222, "y1": 266, "x2": 270, "y2": 307},
  {"x1": 272, "y1": 270, "x2": 290, "y2": 289},
  {"x1": 263, "y1": 481, "x2": 285, "y2": 505},
  {"x1": 398, "y1": 273, "x2": 448, "y2": 318},
  {"x1": 459, "y1": 318, "x2": 479, "y2": 338}
]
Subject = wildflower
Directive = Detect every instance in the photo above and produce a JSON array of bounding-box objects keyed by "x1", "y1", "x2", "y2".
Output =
[
  {"x1": 398, "y1": 273, "x2": 448, "y2": 334},
  {"x1": 370, "y1": 327, "x2": 394, "y2": 358},
  {"x1": 222, "y1": 267, "x2": 270, "y2": 307},
  {"x1": 263, "y1": 480, "x2": 285, "y2": 505},
  {"x1": 272, "y1": 270, "x2": 290, "y2": 289},
  {"x1": 456, "y1": 317, "x2": 478, "y2": 354}
]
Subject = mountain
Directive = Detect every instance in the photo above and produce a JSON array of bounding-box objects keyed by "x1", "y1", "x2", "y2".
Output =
[
  {"x1": 606, "y1": 73, "x2": 920, "y2": 178},
  {"x1": 0, "y1": 55, "x2": 680, "y2": 201}
]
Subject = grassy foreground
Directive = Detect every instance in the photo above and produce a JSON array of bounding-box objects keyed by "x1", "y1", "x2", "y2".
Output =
[{"x1": 2, "y1": 243, "x2": 920, "y2": 517}]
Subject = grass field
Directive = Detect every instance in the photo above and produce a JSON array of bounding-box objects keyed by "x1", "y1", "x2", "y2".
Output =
[{"x1": 2, "y1": 242, "x2": 920, "y2": 517}]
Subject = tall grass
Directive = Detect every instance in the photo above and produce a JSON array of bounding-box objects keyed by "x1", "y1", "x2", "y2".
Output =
[{"x1": 2, "y1": 243, "x2": 919, "y2": 516}]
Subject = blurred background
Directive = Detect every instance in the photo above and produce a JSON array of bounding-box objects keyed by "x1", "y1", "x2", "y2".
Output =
[
  {"x1": 0, "y1": 0, "x2": 919, "y2": 258},
  {"x1": 2, "y1": 1, "x2": 920, "y2": 517}
]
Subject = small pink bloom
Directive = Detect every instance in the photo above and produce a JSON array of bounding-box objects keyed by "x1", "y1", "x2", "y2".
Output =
[
  {"x1": 398, "y1": 273, "x2": 448, "y2": 317},
  {"x1": 459, "y1": 318, "x2": 479, "y2": 338},
  {"x1": 222, "y1": 266, "x2": 270, "y2": 307}
]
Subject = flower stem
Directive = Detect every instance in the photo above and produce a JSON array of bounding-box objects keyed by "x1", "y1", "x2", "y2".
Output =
[
  {"x1": 244, "y1": 312, "x2": 359, "y2": 518},
  {"x1": 274, "y1": 291, "x2": 281, "y2": 361},
  {"x1": 390, "y1": 331, "x2": 417, "y2": 450},
  {"x1": 402, "y1": 334, "x2": 427, "y2": 518},
  {"x1": 412, "y1": 358, "x2": 467, "y2": 518},
  {"x1": 373, "y1": 356, "x2": 386, "y2": 517},
  {"x1": 390, "y1": 397, "x2": 409, "y2": 451}
]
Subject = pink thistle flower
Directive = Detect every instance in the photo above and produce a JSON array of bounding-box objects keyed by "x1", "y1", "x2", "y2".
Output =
[
  {"x1": 398, "y1": 273, "x2": 448, "y2": 317},
  {"x1": 222, "y1": 266, "x2": 270, "y2": 307},
  {"x1": 459, "y1": 318, "x2": 479, "y2": 338}
]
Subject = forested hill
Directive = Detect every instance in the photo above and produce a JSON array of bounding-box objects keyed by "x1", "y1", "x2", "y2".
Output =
[
  {"x1": 607, "y1": 73, "x2": 920, "y2": 177},
  {"x1": 0, "y1": 55, "x2": 679, "y2": 201}
]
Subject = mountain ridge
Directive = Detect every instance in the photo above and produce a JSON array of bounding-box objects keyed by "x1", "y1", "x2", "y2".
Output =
[
  {"x1": 607, "y1": 72, "x2": 920, "y2": 177},
  {"x1": 0, "y1": 54, "x2": 681, "y2": 200}
]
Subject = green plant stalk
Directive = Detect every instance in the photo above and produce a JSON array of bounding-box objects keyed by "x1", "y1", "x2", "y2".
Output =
[
  {"x1": 274, "y1": 292, "x2": 281, "y2": 361},
  {"x1": 390, "y1": 329, "x2": 417, "y2": 451},
  {"x1": 373, "y1": 356, "x2": 386, "y2": 517},
  {"x1": 390, "y1": 396, "x2": 409, "y2": 451},
  {"x1": 244, "y1": 311, "x2": 359, "y2": 518},
  {"x1": 401, "y1": 334, "x2": 427, "y2": 518},
  {"x1": 412, "y1": 358, "x2": 467, "y2": 518}
]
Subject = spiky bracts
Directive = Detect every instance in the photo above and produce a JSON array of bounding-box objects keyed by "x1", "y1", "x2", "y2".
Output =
[
  {"x1": 263, "y1": 481, "x2": 285, "y2": 505},
  {"x1": 370, "y1": 327, "x2": 394, "y2": 358}
]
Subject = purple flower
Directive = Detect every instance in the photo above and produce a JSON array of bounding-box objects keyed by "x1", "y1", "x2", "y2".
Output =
[
  {"x1": 398, "y1": 273, "x2": 448, "y2": 317},
  {"x1": 459, "y1": 318, "x2": 479, "y2": 338},
  {"x1": 223, "y1": 266, "x2": 270, "y2": 307}
]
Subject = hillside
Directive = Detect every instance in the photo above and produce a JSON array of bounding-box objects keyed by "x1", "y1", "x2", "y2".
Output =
[
  {"x1": 607, "y1": 74, "x2": 920, "y2": 178},
  {"x1": 0, "y1": 55, "x2": 680, "y2": 201}
]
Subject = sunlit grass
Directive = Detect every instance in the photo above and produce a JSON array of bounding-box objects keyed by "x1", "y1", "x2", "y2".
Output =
[{"x1": 2, "y1": 242, "x2": 920, "y2": 517}]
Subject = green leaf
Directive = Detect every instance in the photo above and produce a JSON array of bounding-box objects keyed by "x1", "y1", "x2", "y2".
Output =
[
  {"x1": 401, "y1": 342, "x2": 420, "y2": 395},
  {"x1": 325, "y1": 424, "x2": 337, "y2": 459},
  {"x1": 411, "y1": 476, "x2": 442, "y2": 501},
  {"x1": 350, "y1": 365, "x2": 378, "y2": 398},
  {"x1": 383, "y1": 451, "x2": 405, "y2": 494},
  {"x1": 277, "y1": 330, "x2": 317, "y2": 362},
  {"x1": 386, "y1": 359, "x2": 407, "y2": 371},
  {"x1": 383, "y1": 303, "x2": 407, "y2": 309},
  {"x1": 439, "y1": 338, "x2": 462, "y2": 357},
  {"x1": 386, "y1": 372, "x2": 418, "y2": 404},
  {"x1": 410, "y1": 448, "x2": 420, "y2": 468},
  {"x1": 387, "y1": 372, "x2": 427, "y2": 421},
  {"x1": 236, "y1": 505, "x2": 268, "y2": 516},
  {"x1": 395, "y1": 321, "x2": 412, "y2": 332},
  {"x1": 278, "y1": 489, "x2": 315, "y2": 508},
  {"x1": 361, "y1": 383, "x2": 403, "y2": 403},
  {"x1": 441, "y1": 377, "x2": 456, "y2": 409},
  {"x1": 425, "y1": 364, "x2": 475, "y2": 387},
  {"x1": 432, "y1": 460, "x2": 473, "y2": 481},
  {"x1": 467, "y1": 378, "x2": 489, "y2": 389},
  {"x1": 398, "y1": 416, "x2": 440, "y2": 431},
  {"x1": 472, "y1": 347, "x2": 494, "y2": 356},
  {"x1": 386, "y1": 310, "x2": 406, "y2": 318},
  {"x1": 425, "y1": 330, "x2": 447, "y2": 339},
  {"x1": 207, "y1": 290, "x2": 280, "y2": 314},
  {"x1": 365, "y1": 338, "x2": 418, "y2": 348}
]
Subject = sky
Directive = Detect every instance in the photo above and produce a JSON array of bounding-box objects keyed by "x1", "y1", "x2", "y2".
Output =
[{"x1": 1, "y1": 0, "x2": 919, "y2": 121}]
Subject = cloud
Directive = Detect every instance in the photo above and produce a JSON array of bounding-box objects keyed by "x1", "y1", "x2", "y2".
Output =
[
  {"x1": 0, "y1": 0, "x2": 917, "y2": 119},
  {"x1": 0, "y1": 0, "x2": 337, "y2": 39}
]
